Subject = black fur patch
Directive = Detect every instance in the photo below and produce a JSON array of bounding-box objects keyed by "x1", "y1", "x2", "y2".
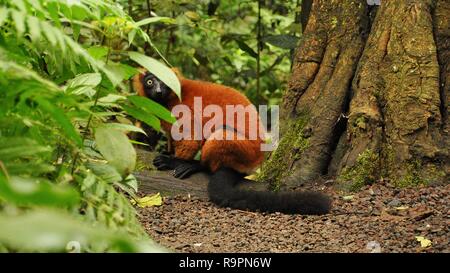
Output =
[
  {"x1": 207, "y1": 167, "x2": 332, "y2": 215},
  {"x1": 173, "y1": 161, "x2": 204, "y2": 179},
  {"x1": 153, "y1": 154, "x2": 204, "y2": 179}
]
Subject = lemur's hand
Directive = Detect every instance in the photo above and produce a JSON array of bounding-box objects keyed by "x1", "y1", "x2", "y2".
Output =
[
  {"x1": 173, "y1": 161, "x2": 204, "y2": 179},
  {"x1": 153, "y1": 154, "x2": 176, "y2": 170},
  {"x1": 153, "y1": 154, "x2": 204, "y2": 179}
]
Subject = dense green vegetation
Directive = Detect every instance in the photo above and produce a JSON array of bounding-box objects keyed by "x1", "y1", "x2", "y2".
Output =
[
  {"x1": 139, "y1": 0, "x2": 300, "y2": 105},
  {"x1": 0, "y1": 0, "x2": 300, "y2": 252}
]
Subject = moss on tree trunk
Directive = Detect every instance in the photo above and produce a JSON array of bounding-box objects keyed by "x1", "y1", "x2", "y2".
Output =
[{"x1": 259, "y1": 0, "x2": 449, "y2": 190}]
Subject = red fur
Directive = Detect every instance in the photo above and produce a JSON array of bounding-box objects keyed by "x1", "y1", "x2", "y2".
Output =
[{"x1": 134, "y1": 72, "x2": 265, "y2": 174}]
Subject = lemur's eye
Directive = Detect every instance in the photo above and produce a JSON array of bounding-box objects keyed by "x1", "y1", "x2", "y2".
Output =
[{"x1": 146, "y1": 79, "x2": 153, "y2": 86}]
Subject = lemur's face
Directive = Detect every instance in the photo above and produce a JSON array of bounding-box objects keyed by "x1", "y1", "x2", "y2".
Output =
[{"x1": 142, "y1": 72, "x2": 171, "y2": 103}]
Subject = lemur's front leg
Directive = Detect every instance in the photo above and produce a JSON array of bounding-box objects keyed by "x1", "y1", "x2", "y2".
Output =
[{"x1": 153, "y1": 139, "x2": 205, "y2": 179}]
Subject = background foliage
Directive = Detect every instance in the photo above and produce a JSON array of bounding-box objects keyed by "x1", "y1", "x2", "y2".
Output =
[
  {"x1": 126, "y1": 0, "x2": 301, "y2": 104},
  {"x1": 0, "y1": 0, "x2": 301, "y2": 252}
]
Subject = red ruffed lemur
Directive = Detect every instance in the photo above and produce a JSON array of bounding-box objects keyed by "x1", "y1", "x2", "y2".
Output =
[{"x1": 132, "y1": 70, "x2": 331, "y2": 215}]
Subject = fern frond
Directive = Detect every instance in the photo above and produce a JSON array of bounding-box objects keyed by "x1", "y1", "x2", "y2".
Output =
[
  {"x1": 0, "y1": 57, "x2": 61, "y2": 92},
  {"x1": 0, "y1": 7, "x2": 120, "y2": 86}
]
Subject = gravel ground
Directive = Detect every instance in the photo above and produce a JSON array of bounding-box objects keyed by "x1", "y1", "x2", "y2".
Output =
[{"x1": 138, "y1": 181, "x2": 449, "y2": 253}]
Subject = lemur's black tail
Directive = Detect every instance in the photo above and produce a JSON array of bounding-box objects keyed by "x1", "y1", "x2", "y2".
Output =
[{"x1": 207, "y1": 167, "x2": 332, "y2": 215}]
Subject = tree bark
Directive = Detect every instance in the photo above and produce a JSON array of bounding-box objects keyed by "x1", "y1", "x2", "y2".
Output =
[{"x1": 259, "y1": 0, "x2": 449, "y2": 190}]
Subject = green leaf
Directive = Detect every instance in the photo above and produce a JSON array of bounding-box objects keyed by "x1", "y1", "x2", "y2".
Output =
[
  {"x1": 0, "y1": 60, "x2": 60, "y2": 91},
  {"x1": 11, "y1": 11, "x2": 25, "y2": 36},
  {"x1": 128, "y1": 52, "x2": 181, "y2": 99},
  {"x1": 0, "y1": 137, "x2": 52, "y2": 162},
  {"x1": 103, "y1": 123, "x2": 147, "y2": 136},
  {"x1": 105, "y1": 62, "x2": 139, "y2": 81},
  {"x1": 235, "y1": 39, "x2": 258, "y2": 58},
  {"x1": 40, "y1": 21, "x2": 59, "y2": 46},
  {"x1": 71, "y1": 5, "x2": 89, "y2": 21},
  {"x1": 46, "y1": 1, "x2": 61, "y2": 28},
  {"x1": 98, "y1": 94, "x2": 126, "y2": 103},
  {"x1": 128, "y1": 29, "x2": 137, "y2": 45},
  {"x1": 66, "y1": 73, "x2": 101, "y2": 97},
  {"x1": 81, "y1": 171, "x2": 96, "y2": 191},
  {"x1": 67, "y1": 73, "x2": 102, "y2": 88},
  {"x1": 0, "y1": 209, "x2": 165, "y2": 252},
  {"x1": 129, "y1": 140, "x2": 150, "y2": 147},
  {"x1": 94, "y1": 126, "x2": 136, "y2": 177},
  {"x1": 184, "y1": 11, "x2": 200, "y2": 21},
  {"x1": 14, "y1": 0, "x2": 27, "y2": 12},
  {"x1": 134, "y1": 17, "x2": 175, "y2": 27},
  {"x1": 87, "y1": 46, "x2": 109, "y2": 60},
  {"x1": 122, "y1": 105, "x2": 161, "y2": 132},
  {"x1": 72, "y1": 23, "x2": 81, "y2": 41},
  {"x1": 262, "y1": 35, "x2": 299, "y2": 49},
  {"x1": 35, "y1": 98, "x2": 83, "y2": 147},
  {"x1": 5, "y1": 162, "x2": 55, "y2": 176},
  {"x1": 122, "y1": 174, "x2": 138, "y2": 193},
  {"x1": 27, "y1": 16, "x2": 41, "y2": 42},
  {"x1": 0, "y1": 172, "x2": 80, "y2": 207},
  {"x1": 0, "y1": 9, "x2": 8, "y2": 26},
  {"x1": 85, "y1": 162, "x2": 122, "y2": 184},
  {"x1": 128, "y1": 95, "x2": 175, "y2": 124}
]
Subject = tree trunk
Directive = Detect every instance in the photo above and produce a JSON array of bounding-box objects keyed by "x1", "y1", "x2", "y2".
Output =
[{"x1": 259, "y1": 0, "x2": 449, "y2": 190}]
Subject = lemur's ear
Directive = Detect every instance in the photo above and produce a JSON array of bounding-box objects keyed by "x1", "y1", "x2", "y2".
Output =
[{"x1": 132, "y1": 68, "x2": 146, "y2": 97}]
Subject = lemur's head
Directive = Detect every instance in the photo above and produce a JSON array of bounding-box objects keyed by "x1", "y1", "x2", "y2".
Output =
[
  {"x1": 141, "y1": 72, "x2": 172, "y2": 103},
  {"x1": 132, "y1": 70, "x2": 172, "y2": 104}
]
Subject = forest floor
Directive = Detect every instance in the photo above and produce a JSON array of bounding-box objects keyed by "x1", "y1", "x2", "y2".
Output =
[
  {"x1": 138, "y1": 179, "x2": 449, "y2": 253},
  {"x1": 136, "y1": 151, "x2": 449, "y2": 253}
]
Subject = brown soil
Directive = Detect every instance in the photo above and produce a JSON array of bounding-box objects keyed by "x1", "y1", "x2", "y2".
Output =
[{"x1": 138, "y1": 181, "x2": 449, "y2": 253}]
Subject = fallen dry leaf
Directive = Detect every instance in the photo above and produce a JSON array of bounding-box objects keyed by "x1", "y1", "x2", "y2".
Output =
[
  {"x1": 343, "y1": 195, "x2": 354, "y2": 201},
  {"x1": 131, "y1": 193, "x2": 163, "y2": 208},
  {"x1": 244, "y1": 168, "x2": 261, "y2": 181},
  {"x1": 415, "y1": 236, "x2": 432, "y2": 248},
  {"x1": 244, "y1": 174, "x2": 257, "y2": 181}
]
